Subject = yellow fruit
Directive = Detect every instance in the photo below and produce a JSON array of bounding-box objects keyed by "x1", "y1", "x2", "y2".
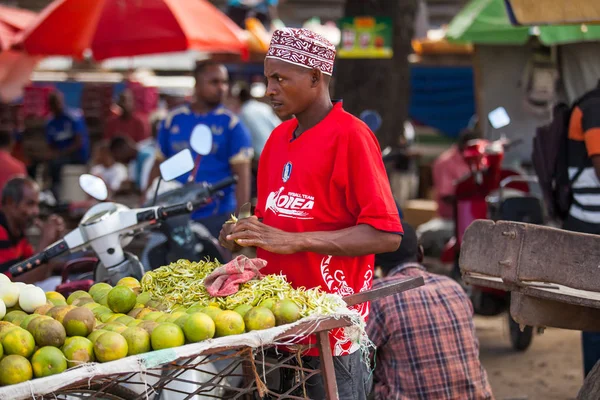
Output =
[
  {"x1": 98, "y1": 322, "x2": 127, "y2": 334},
  {"x1": 186, "y1": 304, "x2": 205, "y2": 314},
  {"x1": 165, "y1": 312, "x2": 187, "y2": 323},
  {"x1": 87, "y1": 329, "x2": 109, "y2": 344},
  {"x1": 62, "y1": 336, "x2": 95, "y2": 368},
  {"x1": 34, "y1": 303, "x2": 54, "y2": 315},
  {"x1": 45, "y1": 291, "x2": 67, "y2": 306},
  {"x1": 20, "y1": 314, "x2": 40, "y2": 330},
  {"x1": 91, "y1": 288, "x2": 111, "y2": 305},
  {"x1": 92, "y1": 305, "x2": 112, "y2": 317},
  {"x1": 138, "y1": 321, "x2": 159, "y2": 335},
  {"x1": 3, "y1": 310, "x2": 27, "y2": 324},
  {"x1": 173, "y1": 314, "x2": 190, "y2": 330},
  {"x1": 258, "y1": 298, "x2": 277, "y2": 311},
  {"x1": 183, "y1": 313, "x2": 215, "y2": 343},
  {"x1": 126, "y1": 319, "x2": 143, "y2": 327},
  {"x1": 136, "y1": 292, "x2": 152, "y2": 305},
  {"x1": 127, "y1": 307, "x2": 145, "y2": 318},
  {"x1": 72, "y1": 297, "x2": 95, "y2": 307},
  {"x1": 81, "y1": 302, "x2": 101, "y2": 311},
  {"x1": 121, "y1": 327, "x2": 151, "y2": 355},
  {"x1": 115, "y1": 315, "x2": 135, "y2": 326},
  {"x1": 2, "y1": 327, "x2": 35, "y2": 358},
  {"x1": 117, "y1": 277, "x2": 141, "y2": 294},
  {"x1": 98, "y1": 312, "x2": 115, "y2": 323},
  {"x1": 244, "y1": 307, "x2": 276, "y2": 332},
  {"x1": 25, "y1": 315, "x2": 52, "y2": 335},
  {"x1": 63, "y1": 307, "x2": 96, "y2": 337},
  {"x1": 272, "y1": 299, "x2": 301, "y2": 326},
  {"x1": 200, "y1": 306, "x2": 223, "y2": 322},
  {"x1": 0, "y1": 342, "x2": 2, "y2": 358},
  {"x1": 135, "y1": 308, "x2": 155, "y2": 320},
  {"x1": 31, "y1": 346, "x2": 67, "y2": 378},
  {"x1": 67, "y1": 290, "x2": 91, "y2": 305},
  {"x1": 107, "y1": 313, "x2": 126, "y2": 322},
  {"x1": 107, "y1": 286, "x2": 137, "y2": 314},
  {"x1": 156, "y1": 314, "x2": 171, "y2": 323},
  {"x1": 88, "y1": 283, "x2": 112, "y2": 298},
  {"x1": 0, "y1": 323, "x2": 18, "y2": 341},
  {"x1": 54, "y1": 305, "x2": 77, "y2": 324},
  {"x1": 214, "y1": 311, "x2": 245, "y2": 337},
  {"x1": 150, "y1": 323, "x2": 185, "y2": 350},
  {"x1": 233, "y1": 304, "x2": 253, "y2": 318},
  {"x1": 93, "y1": 332, "x2": 128, "y2": 362},
  {"x1": 33, "y1": 319, "x2": 66, "y2": 348},
  {"x1": 0, "y1": 355, "x2": 32, "y2": 385},
  {"x1": 142, "y1": 311, "x2": 164, "y2": 322}
]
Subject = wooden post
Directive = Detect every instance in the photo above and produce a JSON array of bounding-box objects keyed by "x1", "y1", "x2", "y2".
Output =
[{"x1": 317, "y1": 331, "x2": 339, "y2": 400}]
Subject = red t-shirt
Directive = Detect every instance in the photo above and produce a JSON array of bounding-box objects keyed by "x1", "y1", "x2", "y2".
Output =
[
  {"x1": 0, "y1": 211, "x2": 34, "y2": 274},
  {"x1": 104, "y1": 113, "x2": 150, "y2": 143},
  {"x1": 255, "y1": 102, "x2": 403, "y2": 356},
  {"x1": 0, "y1": 151, "x2": 27, "y2": 193}
]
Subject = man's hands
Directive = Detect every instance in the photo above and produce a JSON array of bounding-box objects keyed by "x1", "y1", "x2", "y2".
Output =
[
  {"x1": 37, "y1": 214, "x2": 66, "y2": 251},
  {"x1": 218, "y1": 216, "x2": 301, "y2": 255}
]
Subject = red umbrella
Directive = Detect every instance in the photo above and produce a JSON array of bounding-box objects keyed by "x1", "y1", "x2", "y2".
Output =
[
  {"x1": 14, "y1": 0, "x2": 249, "y2": 60},
  {"x1": 0, "y1": 5, "x2": 37, "y2": 51}
]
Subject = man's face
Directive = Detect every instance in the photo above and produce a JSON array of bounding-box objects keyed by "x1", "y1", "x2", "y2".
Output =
[
  {"x1": 264, "y1": 58, "x2": 315, "y2": 118},
  {"x1": 6, "y1": 183, "x2": 40, "y2": 230},
  {"x1": 195, "y1": 65, "x2": 229, "y2": 107}
]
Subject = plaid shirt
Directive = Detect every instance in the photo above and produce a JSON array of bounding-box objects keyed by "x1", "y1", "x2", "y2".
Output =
[{"x1": 367, "y1": 263, "x2": 494, "y2": 400}]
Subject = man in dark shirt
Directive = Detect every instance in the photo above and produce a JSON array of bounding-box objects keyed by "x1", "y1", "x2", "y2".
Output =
[{"x1": 0, "y1": 177, "x2": 65, "y2": 282}]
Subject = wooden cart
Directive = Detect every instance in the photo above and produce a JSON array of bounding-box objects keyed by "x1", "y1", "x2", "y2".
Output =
[{"x1": 0, "y1": 276, "x2": 424, "y2": 400}]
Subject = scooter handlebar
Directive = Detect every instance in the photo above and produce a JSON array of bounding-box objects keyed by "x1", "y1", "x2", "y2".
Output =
[{"x1": 7, "y1": 240, "x2": 69, "y2": 279}]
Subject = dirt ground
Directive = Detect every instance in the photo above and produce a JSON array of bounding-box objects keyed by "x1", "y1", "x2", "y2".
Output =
[{"x1": 475, "y1": 314, "x2": 583, "y2": 400}]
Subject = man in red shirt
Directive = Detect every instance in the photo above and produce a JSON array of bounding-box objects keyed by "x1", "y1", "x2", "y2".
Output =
[
  {"x1": 104, "y1": 89, "x2": 150, "y2": 143},
  {"x1": 0, "y1": 128, "x2": 26, "y2": 193},
  {"x1": 220, "y1": 28, "x2": 402, "y2": 399},
  {"x1": 0, "y1": 177, "x2": 65, "y2": 282}
]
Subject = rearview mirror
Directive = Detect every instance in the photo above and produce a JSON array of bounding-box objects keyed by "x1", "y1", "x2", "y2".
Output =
[
  {"x1": 79, "y1": 174, "x2": 108, "y2": 201},
  {"x1": 159, "y1": 149, "x2": 195, "y2": 181},
  {"x1": 190, "y1": 124, "x2": 213, "y2": 156},
  {"x1": 488, "y1": 107, "x2": 511, "y2": 129}
]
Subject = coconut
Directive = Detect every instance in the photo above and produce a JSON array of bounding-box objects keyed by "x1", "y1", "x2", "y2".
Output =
[
  {"x1": 0, "y1": 283, "x2": 19, "y2": 308},
  {"x1": 18, "y1": 286, "x2": 46, "y2": 313}
]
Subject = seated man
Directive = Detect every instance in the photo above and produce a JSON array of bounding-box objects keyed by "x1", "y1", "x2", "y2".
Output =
[
  {"x1": 45, "y1": 92, "x2": 90, "y2": 199},
  {"x1": 367, "y1": 223, "x2": 494, "y2": 400},
  {"x1": 104, "y1": 89, "x2": 150, "y2": 144},
  {"x1": 109, "y1": 136, "x2": 161, "y2": 197},
  {"x1": 0, "y1": 177, "x2": 65, "y2": 283}
]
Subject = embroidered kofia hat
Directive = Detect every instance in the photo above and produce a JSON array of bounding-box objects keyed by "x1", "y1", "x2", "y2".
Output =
[{"x1": 266, "y1": 28, "x2": 336, "y2": 76}]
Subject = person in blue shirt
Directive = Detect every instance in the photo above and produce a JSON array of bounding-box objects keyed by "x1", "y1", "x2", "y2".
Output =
[
  {"x1": 45, "y1": 91, "x2": 90, "y2": 199},
  {"x1": 158, "y1": 61, "x2": 253, "y2": 238},
  {"x1": 227, "y1": 0, "x2": 280, "y2": 30}
]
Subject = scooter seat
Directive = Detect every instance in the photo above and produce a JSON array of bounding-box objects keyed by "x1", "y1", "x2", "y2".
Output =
[{"x1": 499, "y1": 196, "x2": 544, "y2": 224}]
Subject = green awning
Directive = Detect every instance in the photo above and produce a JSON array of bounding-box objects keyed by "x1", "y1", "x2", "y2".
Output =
[{"x1": 446, "y1": 0, "x2": 600, "y2": 45}]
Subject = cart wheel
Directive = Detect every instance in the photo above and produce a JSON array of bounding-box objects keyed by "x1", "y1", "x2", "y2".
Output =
[
  {"x1": 53, "y1": 383, "x2": 142, "y2": 399},
  {"x1": 508, "y1": 313, "x2": 534, "y2": 352}
]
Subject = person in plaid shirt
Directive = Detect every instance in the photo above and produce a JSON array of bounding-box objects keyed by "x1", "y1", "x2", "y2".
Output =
[{"x1": 368, "y1": 223, "x2": 494, "y2": 400}]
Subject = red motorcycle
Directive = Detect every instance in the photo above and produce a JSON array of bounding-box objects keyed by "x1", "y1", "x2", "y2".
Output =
[{"x1": 441, "y1": 135, "x2": 544, "y2": 351}]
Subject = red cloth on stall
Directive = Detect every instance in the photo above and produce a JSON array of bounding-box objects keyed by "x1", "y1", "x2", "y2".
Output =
[{"x1": 203, "y1": 255, "x2": 267, "y2": 297}]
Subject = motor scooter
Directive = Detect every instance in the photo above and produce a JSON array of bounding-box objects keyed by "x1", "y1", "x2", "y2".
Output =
[
  {"x1": 10, "y1": 126, "x2": 235, "y2": 295},
  {"x1": 442, "y1": 107, "x2": 545, "y2": 351}
]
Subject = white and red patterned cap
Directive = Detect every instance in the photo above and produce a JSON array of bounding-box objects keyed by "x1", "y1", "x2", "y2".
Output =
[{"x1": 266, "y1": 28, "x2": 336, "y2": 76}]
